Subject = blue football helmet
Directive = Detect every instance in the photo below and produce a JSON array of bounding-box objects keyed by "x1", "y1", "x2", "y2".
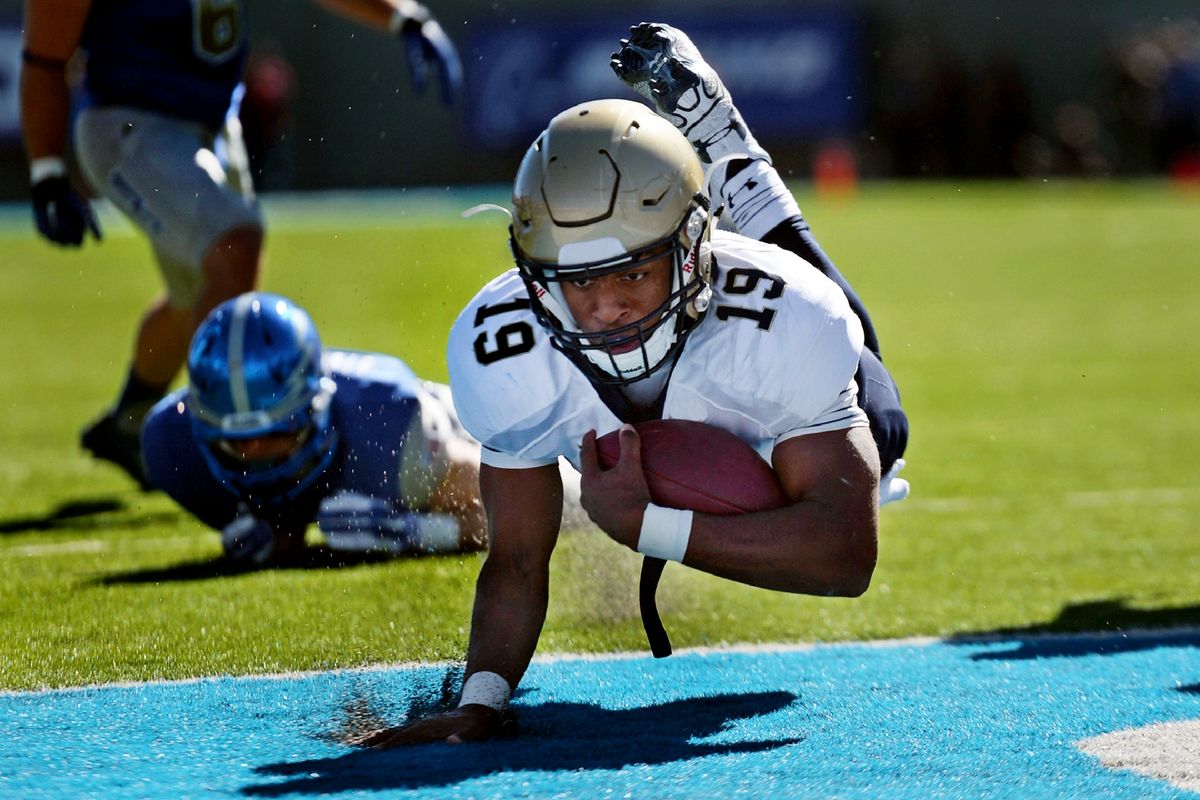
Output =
[{"x1": 187, "y1": 292, "x2": 338, "y2": 501}]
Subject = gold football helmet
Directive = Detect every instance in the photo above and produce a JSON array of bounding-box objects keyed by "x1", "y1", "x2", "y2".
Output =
[{"x1": 511, "y1": 98, "x2": 713, "y2": 385}]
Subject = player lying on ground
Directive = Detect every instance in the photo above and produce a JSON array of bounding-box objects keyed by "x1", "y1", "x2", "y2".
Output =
[
  {"x1": 20, "y1": 0, "x2": 462, "y2": 490},
  {"x1": 349, "y1": 22, "x2": 910, "y2": 745},
  {"x1": 141, "y1": 292, "x2": 491, "y2": 565}
]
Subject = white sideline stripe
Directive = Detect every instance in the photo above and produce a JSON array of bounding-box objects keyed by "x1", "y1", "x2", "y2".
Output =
[
  {"x1": 1077, "y1": 721, "x2": 1200, "y2": 792},
  {"x1": 0, "y1": 188, "x2": 514, "y2": 237},
  {"x1": 2, "y1": 537, "x2": 197, "y2": 557},
  {"x1": 903, "y1": 486, "x2": 1200, "y2": 513},
  {"x1": 4, "y1": 625, "x2": 1199, "y2": 697},
  {"x1": 9, "y1": 487, "x2": 1195, "y2": 557}
]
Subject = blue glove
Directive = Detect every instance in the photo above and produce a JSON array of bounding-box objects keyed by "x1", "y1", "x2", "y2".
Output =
[
  {"x1": 220, "y1": 511, "x2": 276, "y2": 565},
  {"x1": 317, "y1": 491, "x2": 460, "y2": 554},
  {"x1": 392, "y1": 2, "x2": 463, "y2": 105},
  {"x1": 31, "y1": 175, "x2": 102, "y2": 246}
]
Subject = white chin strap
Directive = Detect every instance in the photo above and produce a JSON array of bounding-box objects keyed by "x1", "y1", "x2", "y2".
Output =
[{"x1": 583, "y1": 322, "x2": 676, "y2": 380}]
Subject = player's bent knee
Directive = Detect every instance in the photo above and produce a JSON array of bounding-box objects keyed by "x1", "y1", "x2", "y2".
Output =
[{"x1": 202, "y1": 225, "x2": 263, "y2": 288}]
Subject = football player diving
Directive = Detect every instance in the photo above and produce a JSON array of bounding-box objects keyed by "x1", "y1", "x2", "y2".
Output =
[
  {"x1": 20, "y1": 0, "x2": 462, "y2": 490},
  {"x1": 347, "y1": 23, "x2": 910, "y2": 745},
  {"x1": 141, "y1": 292, "x2": 490, "y2": 565}
]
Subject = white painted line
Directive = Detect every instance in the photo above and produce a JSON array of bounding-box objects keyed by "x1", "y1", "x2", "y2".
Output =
[
  {"x1": 4, "y1": 626, "x2": 1198, "y2": 697},
  {"x1": 1078, "y1": 720, "x2": 1200, "y2": 793}
]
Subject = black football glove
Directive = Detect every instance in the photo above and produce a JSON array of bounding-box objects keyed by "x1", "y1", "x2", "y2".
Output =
[
  {"x1": 31, "y1": 175, "x2": 102, "y2": 246},
  {"x1": 394, "y1": 1, "x2": 463, "y2": 105}
]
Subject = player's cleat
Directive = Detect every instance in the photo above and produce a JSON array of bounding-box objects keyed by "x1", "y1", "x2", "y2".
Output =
[
  {"x1": 80, "y1": 410, "x2": 153, "y2": 490},
  {"x1": 610, "y1": 22, "x2": 770, "y2": 166}
]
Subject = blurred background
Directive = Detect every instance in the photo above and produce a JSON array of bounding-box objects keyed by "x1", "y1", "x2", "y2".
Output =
[{"x1": 0, "y1": 0, "x2": 1197, "y2": 196}]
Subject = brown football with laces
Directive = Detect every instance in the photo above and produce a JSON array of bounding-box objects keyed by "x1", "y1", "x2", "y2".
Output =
[{"x1": 596, "y1": 419, "x2": 788, "y2": 515}]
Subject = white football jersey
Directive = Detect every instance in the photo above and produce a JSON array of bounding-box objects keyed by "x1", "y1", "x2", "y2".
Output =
[{"x1": 447, "y1": 230, "x2": 869, "y2": 470}]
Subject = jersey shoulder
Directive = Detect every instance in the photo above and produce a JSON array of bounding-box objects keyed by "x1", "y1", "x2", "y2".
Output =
[
  {"x1": 674, "y1": 232, "x2": 865, "y2": 432},
  {"x1": 447, "y1": 270, "x2": 617, "y2": 463},
  {"x1": 141, "y1": 388, "x2": 240, "y2": 528},
  {"x1": 141, "y1": 388, "x2": 193, "y2": 475},
  {"x1": 325, "y1": 349, "x2": 421, "y2": 393}
]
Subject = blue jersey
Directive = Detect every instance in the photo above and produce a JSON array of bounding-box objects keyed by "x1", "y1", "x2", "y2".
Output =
[
  {"x1": 142, "y1": 350, "x2": 438, "y2": 532},
  {"x1": 81, "y1": 0, "x2": 247, "y2": 130}
]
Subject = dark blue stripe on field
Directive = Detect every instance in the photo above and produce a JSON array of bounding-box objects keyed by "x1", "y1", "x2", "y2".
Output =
[{"x1": 2, "y1": 631, "x2": 1197, "y2": 799}]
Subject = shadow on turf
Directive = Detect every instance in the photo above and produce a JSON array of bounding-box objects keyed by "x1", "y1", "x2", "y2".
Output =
[
  {"x1": 947, "y1": 598, "x2": 1200, "y2": 660},
  {"x1": 0, "y1": 497, "x2": 183, "y2": 535},
  {"x1": 93, "y1": 546, "x2": 403, "y2": 584},
  {"x1": 240, "y1": 691, "x2": 804, "y2": 796}
]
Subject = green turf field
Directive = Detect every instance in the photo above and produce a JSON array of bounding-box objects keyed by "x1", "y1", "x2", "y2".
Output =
[{"x1": 1, "y1": 182, "x2": 1197, "y2": 691}]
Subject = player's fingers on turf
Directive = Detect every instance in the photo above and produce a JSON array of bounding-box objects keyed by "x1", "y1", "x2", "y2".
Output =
[{"x1": 360, "y1": 723, "x2": 441, "y2": 748}]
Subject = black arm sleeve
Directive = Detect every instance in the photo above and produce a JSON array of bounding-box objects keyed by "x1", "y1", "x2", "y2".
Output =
[{"x1": 760, "y1": 215, "x2": 882, "y2": 360}]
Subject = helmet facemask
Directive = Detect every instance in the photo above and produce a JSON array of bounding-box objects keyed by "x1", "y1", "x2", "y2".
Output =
[{"x1": 514, "y1": 199, "x2": 713, "y2": 385}]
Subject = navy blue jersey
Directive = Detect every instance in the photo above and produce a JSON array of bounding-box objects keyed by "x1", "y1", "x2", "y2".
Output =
[
  {"x1": 142, "y1": 350, "x2": 431, "y2": 532},
  {"x1": 81, "y1": 0, "x2": 247, "y2": 129}
]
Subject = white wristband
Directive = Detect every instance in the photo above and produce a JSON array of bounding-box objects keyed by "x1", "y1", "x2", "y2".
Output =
[
  {"x1": 637, "y1": 504, "x2": 693, "y2": 563},
  {"x1": 458, "y1": 671, "x2": 511, "y2": 711},
  {"x1": 30, "y1": 156, "x2": 66, "y2": 184}
]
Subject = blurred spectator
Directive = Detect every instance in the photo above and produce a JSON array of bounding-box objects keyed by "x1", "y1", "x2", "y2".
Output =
[
  {"x1": 968, "y1": 54, "x2": 1036, "y2": 177},
  {"x1": 871, "y1": 31, "x2": 970, "y2": 177},
  {"x1": 240, "y1": 44, "x2": 298, "y2": 191},
  {"x1": 1049, "y1": 101, "x2": 1112, "y2": 176},
  {"x1": 1106, "y1": 19, "x2": 1200, "y2": 177}
]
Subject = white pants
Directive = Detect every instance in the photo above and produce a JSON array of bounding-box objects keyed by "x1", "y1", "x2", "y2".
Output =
[{"x1": 74, "y1": 105, "x2": 263, "y2": 308}]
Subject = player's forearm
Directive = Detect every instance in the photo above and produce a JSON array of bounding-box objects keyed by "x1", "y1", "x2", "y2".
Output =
[
  {"x1": 19, "y1": 66, "x2": 71, "y2": 162},
  {"x1": 462, "y1": 550, "x2": 550, "y2": 690},
  {"x1": 21, "y1": 0, "x2": 91, "y2": 162},
  {"x1": 682, "y1": 499, "x2": 877, "y2": 596},
  {"x1": 310, "y1": 0, "x2": 400, "y2": 30}
]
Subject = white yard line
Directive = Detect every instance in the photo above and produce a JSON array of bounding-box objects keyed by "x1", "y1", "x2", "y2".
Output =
[
  {"x1": 4, "y1": 626, "x2": 1198, "y2": 697},
  {"x1": 2, "y1": 536, "x2": 197, "y2": 558},
  {"x1": 891, "y1": 486, "x2": 1200, "y2": 513}
]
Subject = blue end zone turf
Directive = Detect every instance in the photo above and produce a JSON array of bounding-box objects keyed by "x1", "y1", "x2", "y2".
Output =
[{"x1": 2, "y1": 632, "x2": 1197, "y2": 799}]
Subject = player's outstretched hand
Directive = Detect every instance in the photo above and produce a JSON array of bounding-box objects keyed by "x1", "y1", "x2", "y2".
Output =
[
  {"x1": 31, "y1": 176, "x2": 102, "y2": 246},
  {"x1": 345, "y1": 706, "x2": 500, "y2": 748},
  {"x1": 393, "y1": 1, "x2": 463, "y2": 105},
  {"x1": 578, "y1": 425, "x2": 651, "y2": 549},
  {"x1": 220, "y1": 510, "x2": 276, "y2": 565}
]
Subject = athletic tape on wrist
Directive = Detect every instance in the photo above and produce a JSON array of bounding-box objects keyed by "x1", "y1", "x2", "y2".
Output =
[
  {"x1": 30, "y1": 156, "x2": 66, "y2": 185},
  {"x1": 458, "y1": 671, "x2": 511, "y2": 711},
  {"x1": 388, "y1": 0, "x2": 422, "y2": 33},
  {"x1": 637, "y1": 504, "x2": 693, "y2": 563}
]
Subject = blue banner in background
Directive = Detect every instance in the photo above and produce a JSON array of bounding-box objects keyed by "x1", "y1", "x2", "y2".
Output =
[
  {"x1": 462, "y1": 12, "x2": 864, "y2": 152},
  {"x1": 0, "y1": 26, "x2": 21, "y2": 140}
]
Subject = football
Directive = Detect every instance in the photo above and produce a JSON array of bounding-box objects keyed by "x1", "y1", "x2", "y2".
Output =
[{"x1": 595, "y1": 419, "x2": 789, "y2": 515}]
